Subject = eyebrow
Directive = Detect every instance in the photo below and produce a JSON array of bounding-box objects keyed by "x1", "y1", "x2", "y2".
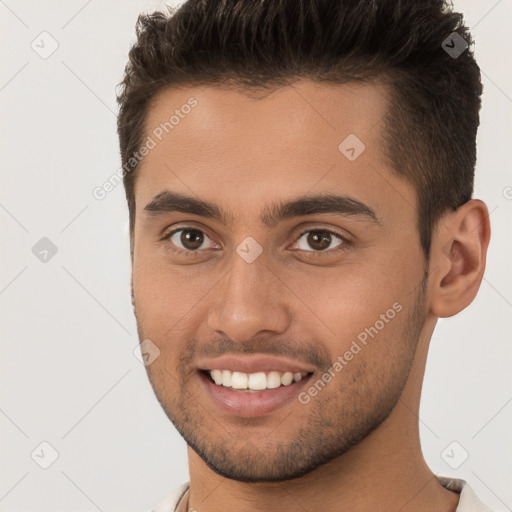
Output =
[{"x1": 143, "y1": 190, "x2": 380, "y2": 227}]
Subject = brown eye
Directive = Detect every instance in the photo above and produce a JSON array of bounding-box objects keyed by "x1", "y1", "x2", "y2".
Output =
[
  {"x1": 295, "y1": 229, "x2": 344, "y2": 252},
  {"x1": 165, "y1": 228, "x2": 217, "y2": 254},
  {"x1": 179, "y1": 229, "x2": 204, "y2": 250}
]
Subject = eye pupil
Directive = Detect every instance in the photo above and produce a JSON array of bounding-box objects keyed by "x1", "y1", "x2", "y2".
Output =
[
  {"x1": 181, "y1": 229, "x2": 204, "y2": 250},
  {"x1": 171, "y1": 228, "x2": 341, "y2": 255},
  {"x1": 307, "y1": 230, "x2": 331, "y2": 251}
]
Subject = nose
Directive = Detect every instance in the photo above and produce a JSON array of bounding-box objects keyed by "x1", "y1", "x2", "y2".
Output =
[{"x1": 207, "y1": 250, "x2": 291, "y2": 343}]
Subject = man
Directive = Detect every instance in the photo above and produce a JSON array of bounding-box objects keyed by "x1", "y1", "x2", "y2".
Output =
[{"x1": 116, "y1": 0, "x2": 493, "y2": 510}]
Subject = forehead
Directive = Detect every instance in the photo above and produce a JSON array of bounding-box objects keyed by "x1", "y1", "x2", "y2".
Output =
[
  {"x1": 142, "y1": 79, "x2": 389, "y2": 161},
  {"x1": 135, "y1": 79, "x2": 414, "y2": 224}
]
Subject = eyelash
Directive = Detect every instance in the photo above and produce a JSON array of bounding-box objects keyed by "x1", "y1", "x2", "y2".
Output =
[{"x1": 161, "y1": 227, "x2": 352, "y2": 259}]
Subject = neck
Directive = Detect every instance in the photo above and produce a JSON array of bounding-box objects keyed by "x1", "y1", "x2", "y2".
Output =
[{"x1": 186, "y1": 317, "x2": 459, "y2": 512}]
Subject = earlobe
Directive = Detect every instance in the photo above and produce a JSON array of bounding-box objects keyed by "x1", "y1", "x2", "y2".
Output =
[{"x1": 429, "y1": 199, "x2": 491, "y2": 318}]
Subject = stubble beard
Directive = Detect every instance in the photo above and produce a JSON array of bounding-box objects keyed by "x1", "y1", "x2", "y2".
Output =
[{"x1": 136, "y1": 273, "x2": 428, "y2": 482}]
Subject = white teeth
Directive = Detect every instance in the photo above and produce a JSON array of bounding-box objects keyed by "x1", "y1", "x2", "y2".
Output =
[
  {"x1": 208, "y1": 369, "x2": 308, "y2": 390},
  {"x1": 248, "y1": 372, "x2": 267, "y2": 390},
  {"x1": 231, "y1": 371, "x2": 248, "y2": 389},
  {"x1": 281, "y1": 372, "x2": 294, "y2": 386},
  {"x1": 222, "y1": 369, "x2": 232, "y2": 387},
  {"x1": 267, "y1": 371, "x2": 282, "y2": 389},
  {"x1": 211, "y1": 369, "x2": 223, "y2": 385}
]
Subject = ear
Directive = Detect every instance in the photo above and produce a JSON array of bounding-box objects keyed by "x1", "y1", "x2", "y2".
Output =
[{"x1": 429, "y1": 199, "x2": 491, "y2": 318}]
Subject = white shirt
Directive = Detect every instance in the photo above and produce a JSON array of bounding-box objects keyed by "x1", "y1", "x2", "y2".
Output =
[{"x1": 147, "y1": 476, "x2": 494, "y2": 511}]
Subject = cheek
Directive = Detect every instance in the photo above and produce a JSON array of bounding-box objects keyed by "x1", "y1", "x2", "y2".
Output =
[
  {"x1": 132, "y1": 262, "x2": 194, "y2": 373},
  {"x1": 132, "y1": 253, "x2": 203, "y2": 325},
  {"x1": 296, "y1": 257, "x2": 421, "y2": 375},
  {"x1": 300, "y1": 267, "x2": 408, "y2": 333}
]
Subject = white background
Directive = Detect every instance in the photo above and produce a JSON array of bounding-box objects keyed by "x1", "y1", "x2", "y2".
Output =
[{"x1": 0, "y1": 1, "x2": 510, "y2": 511}]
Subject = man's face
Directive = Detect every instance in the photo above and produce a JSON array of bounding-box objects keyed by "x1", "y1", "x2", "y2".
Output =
[{"x1": 131, "y1": 80, "x2": 428, "y2": 482}]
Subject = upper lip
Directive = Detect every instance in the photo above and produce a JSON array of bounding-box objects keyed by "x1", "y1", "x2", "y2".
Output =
[{"x1": 196, "y1": 355, "x2": 315, "y2": 374}]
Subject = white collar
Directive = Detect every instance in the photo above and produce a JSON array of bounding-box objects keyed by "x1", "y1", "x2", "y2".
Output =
[{"x1": 149, "y1": 476, "x2": 493, "y2": 512}]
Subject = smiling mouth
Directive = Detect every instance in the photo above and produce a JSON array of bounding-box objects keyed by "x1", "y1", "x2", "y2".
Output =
[{"x1": 201, "y1": 369, "x2": 312, "y2": 392}]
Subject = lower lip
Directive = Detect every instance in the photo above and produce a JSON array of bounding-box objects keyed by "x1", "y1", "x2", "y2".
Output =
[{"x1": 198, "y1": 371, "x2": 312, "y2": 418}]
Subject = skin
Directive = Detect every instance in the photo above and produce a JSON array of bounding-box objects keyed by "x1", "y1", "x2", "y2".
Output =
[{"x1": 130, "y1": 80, "x2": 490, "y2": 512}]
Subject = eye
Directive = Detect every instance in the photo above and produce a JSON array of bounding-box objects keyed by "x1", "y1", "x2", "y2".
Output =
[
  {"x1": 162, "y1": 226, "x2": 350, "y2": 258},
  {"x1": 292, "y1": 229, "x2": 347, "y2": 254},
  {"x1": 164, "y1": 228, "x2": 218, "y2": 255}
]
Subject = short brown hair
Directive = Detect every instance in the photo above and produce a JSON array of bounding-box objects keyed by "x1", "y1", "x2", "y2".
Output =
[{"x1": 116, "y1": 0, "x2": 482, "y2": 258}]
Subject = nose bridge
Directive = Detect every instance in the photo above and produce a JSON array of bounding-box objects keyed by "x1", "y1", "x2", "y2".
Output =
[{"x1": 207, "y1": 243, "x2": 290, "y2": 342}]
